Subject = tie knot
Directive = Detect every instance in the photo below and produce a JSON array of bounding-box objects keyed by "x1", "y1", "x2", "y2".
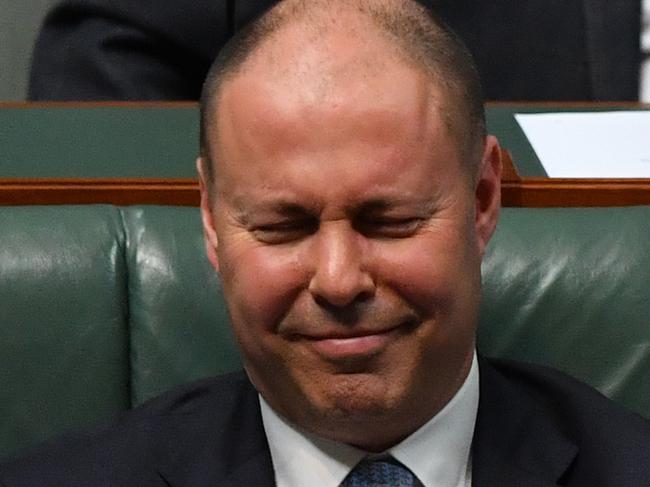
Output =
[{"x1": 340, "y1": 456, "x2": 421, "y2": 487}]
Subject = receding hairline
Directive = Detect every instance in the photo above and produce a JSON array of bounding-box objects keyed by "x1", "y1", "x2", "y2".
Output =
[{"x1": 199, "y1": 0, "x2": 486, "y2": 185}]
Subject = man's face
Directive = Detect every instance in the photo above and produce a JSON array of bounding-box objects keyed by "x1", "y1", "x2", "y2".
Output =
[{"x1": 199, "y1": 26, "x2": 501, "y2": 450}]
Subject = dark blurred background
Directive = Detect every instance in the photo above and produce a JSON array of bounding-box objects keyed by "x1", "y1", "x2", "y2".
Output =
[{"x1": 2, "y1": 0, "x2": 649, "y2": 102}]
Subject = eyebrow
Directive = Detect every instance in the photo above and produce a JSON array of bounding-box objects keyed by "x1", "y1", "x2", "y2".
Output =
[
  {"x1": 230, "y1": 193, "x2": 439, "y2": 219},
  {"x1": 355, "y1": 198, "x2": 399, "y2": 213},
  {"x1": 355, "y1": 196, "x2": 438, "y2": 214},
  {"x1": 231, "y1": 199, "x2": 315, "y2": 219}
]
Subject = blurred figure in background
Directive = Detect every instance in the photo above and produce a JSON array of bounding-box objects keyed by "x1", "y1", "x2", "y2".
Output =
[
  {"x1": 642, "y1": 0, "x2": 650, "y2": 101},
  {"x1": 28, "y1": 0, "x2": 642, "y2": 102}
]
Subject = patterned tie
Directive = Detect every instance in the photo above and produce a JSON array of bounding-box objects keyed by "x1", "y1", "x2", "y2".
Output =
[{"x1": 340, "y1": 456, "x2": 422, "y2": 487}]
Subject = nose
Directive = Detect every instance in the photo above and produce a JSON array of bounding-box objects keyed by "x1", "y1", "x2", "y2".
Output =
[{"x1": 308, "y1": 223, "x2": 375, "y2": 308}]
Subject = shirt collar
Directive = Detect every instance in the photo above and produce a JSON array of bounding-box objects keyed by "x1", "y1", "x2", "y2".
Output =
[{"x1": 260, "y1": 351, "x2": 479, "y2": 487}]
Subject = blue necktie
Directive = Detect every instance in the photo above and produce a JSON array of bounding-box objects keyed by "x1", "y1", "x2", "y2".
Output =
[{"x1": 340, "y1": 457, "x2": 422, "y2": 487}]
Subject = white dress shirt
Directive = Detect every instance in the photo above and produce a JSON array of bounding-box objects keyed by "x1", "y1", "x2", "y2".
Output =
[{"x1": 260, "y1": 352, "x2": 479, "y2": 487}]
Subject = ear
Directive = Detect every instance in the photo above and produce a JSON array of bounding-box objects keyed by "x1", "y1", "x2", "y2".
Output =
[
  {"x1": 197, "y1": 157, "x2": 220, "y2": 272},
  {"x1": 474, "y1": 135, "x2": 502, "y2": 257}
]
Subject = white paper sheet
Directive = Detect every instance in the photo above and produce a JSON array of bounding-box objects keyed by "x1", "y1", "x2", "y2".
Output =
[{"x1": 514, "y1": 111, "x2": 650, "y2": 178}]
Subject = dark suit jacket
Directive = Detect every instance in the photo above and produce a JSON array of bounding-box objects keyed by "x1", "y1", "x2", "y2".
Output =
[
  {"x1": 2, "y1": 358, "x2": 649, "y2": 486},
  {"x1": 29, "y1": 0, "x2": 641, "y2": 101}
]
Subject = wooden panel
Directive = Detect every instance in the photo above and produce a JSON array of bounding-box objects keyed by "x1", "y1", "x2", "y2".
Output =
[
  {"x1": 500, "y1": 151, "x2": 650, "y2": 207},
  {"x1": 0, "y1": 178, "x2": 199, "y2": 206},
  {"x1": 502, "y1": 179, "x2": 650, "y2": 207},
  {"x1": 2, "y1": 154, "x2": 650, "y2": 207}
]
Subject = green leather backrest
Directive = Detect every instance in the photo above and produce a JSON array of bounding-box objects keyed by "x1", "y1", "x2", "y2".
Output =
[
  {"x1": 0, "y1": 206, "x2": 130, "y2": 459},
  {"x1": 479, "y1": 206, "x2": 650, "y2": 419},
  {"x1": 1, "y1": 205, "x2": 649, "y2": 460},
  {"x1": 121, "y1": 207, "x2": 240, "y2": 406}
]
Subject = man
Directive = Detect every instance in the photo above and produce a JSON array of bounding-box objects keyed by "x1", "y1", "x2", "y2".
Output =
[
  {"x1": 28, "y1": 0, "x2": 641, "y2": 101},
  {"x1": 3, "y1": 0, "x2": 650, "y2": 485}
]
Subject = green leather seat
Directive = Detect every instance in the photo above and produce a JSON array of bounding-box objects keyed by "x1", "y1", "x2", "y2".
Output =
[
  {"x1": 121, "y1": 206, "x2": 240, "y2": 405},
  {"x1": 0, "y1": 206, "x2": 130, "y2": 458},
  {"x1": 479, "y1": 207, "x2": 650, "y2": 419},
  {"x1": 1, "y1": 205, "x2": 649, "y2": 460}
]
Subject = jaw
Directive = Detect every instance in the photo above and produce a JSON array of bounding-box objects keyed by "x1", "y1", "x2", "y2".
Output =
[{"x1": 245, "y1": 327, "x2": 476, "y2": 451}]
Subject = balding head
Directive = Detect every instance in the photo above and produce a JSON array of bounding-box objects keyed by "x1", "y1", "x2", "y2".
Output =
[
  {"x1": 196, "y1": 0, "x2": 502, "y2": 451},
  {"x1": 199, "y1": 0, "x2": 485, "y2": 186}
]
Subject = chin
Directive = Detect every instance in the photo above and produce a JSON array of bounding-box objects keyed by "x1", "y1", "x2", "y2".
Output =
[
  {"x1": 298, "y1": 379, "x2": 416, "y2": 451},
  {"x1": 307, "y1": 372, "x2": 405, "y2": 421}
]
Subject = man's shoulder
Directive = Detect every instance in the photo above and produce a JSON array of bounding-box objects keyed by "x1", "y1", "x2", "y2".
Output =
[
  {"x1": 128, "y1": 370, "x2": 256, "y2": 420},
  {"x1": 476, "y1": 357, "x2": 650, "y2": 485},
  {"x1": 482, "y1": 357, "x2": 650, "y2": 430},
  {"x1": 0, "y1": 371, "x2": 265, "y2": 486}
]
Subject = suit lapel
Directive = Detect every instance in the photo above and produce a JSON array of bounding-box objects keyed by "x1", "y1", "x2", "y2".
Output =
[
  {"x1": 156, "y1": 445, "x2": 275, "y2": 487},
  {"x1": 218, "y1": 450, "x2": 276, "y2": 487},
  {"x1": 472, "y1": 358, "x2": 577, "y2": 487},
  {"x1": 154, "y1": 377, "x2": 276, "y2": 487},
  {"x1": 156, "y1": 447, "x2": 275, "y2": 487},
  {"x1": 473, "y1": 458, "x2": 561, "y2": 487}
]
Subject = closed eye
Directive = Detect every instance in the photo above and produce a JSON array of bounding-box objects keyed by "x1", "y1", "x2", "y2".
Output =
[
  {"x1": 251, "y1": 220, "x2": 318, "y2": 244},
  {"x1": 356, "y1": 217, "x2": 424, "y2": 238}
]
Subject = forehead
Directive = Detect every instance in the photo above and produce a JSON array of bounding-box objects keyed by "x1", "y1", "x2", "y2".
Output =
[
  {"x1": 220, "y1": 62, "x2": 436, "y2": 149},
  {"x1": 214, "y1": 17, "x2": 446, "y2": 133},
  {"x1": 206, "y1": 19, "x2": 464, "y2": 200}
]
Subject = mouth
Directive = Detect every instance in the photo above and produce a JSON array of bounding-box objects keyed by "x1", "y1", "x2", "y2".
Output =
[{"x1": 296, "y1": 320, "x2": 417, "y2": 361}]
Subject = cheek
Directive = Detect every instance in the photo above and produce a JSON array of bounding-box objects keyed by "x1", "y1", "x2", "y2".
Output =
[
  {"x1": 373, "y1": 225, "x2": 481, "y2": 317},
  {"x1": 218, "y1": 242, "x2": 306, "y2": 334}
]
